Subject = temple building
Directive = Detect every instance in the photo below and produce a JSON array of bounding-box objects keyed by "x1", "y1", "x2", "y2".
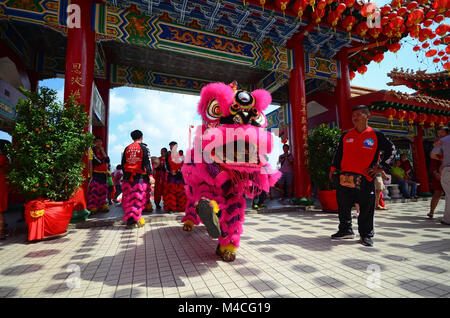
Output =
[{"x1": 0, "y1": 0, "x2": 449, "y2": 202}]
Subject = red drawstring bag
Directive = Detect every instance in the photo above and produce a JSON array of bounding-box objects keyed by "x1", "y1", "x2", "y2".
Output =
[{"x1": 24, "y1": 199, "x2": 74, "y2": 241}]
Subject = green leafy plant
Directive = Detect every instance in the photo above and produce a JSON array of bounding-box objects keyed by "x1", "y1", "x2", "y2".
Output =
[
  {"x1": 306, "y1": 124, "x2": 342, "y2": 191},
  {"x1": 7, "y1": 87, "x2": 95, "y2": 202}
]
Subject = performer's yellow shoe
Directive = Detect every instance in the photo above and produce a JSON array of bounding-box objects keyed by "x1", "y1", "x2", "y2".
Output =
[
  {"x1": 138, "y1": 217, "x2": 145, "y2": 227},
  {"x1": 183, "y1": 219, "x2": 194, "y2": 232},
  {"x1": 101, "y1": 204, "x2": 109, "y2": 212},
  {"x1": 89, "y1": 208, "x2": 98, "y2": 215},
  {"x1": 216, "y1": 243, "x2": 237, "y2": 262}
]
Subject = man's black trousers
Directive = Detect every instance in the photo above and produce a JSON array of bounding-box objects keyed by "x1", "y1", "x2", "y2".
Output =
[{"x1": 336, "y1": 177, "x2": 375, "y2": 238}]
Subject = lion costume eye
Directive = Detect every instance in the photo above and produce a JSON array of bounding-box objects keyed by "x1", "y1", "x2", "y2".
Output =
[
  {"x1": 206, "y1": 99, "x2": 222, "y2": 121},
  {"x1": 254, "y1": 113, "x2": 266, "y2": 127}
]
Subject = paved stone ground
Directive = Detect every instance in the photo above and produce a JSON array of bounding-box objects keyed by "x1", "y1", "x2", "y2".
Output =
[{"x1": 0, "y1": 199, "x2": 449, "y2": 298}]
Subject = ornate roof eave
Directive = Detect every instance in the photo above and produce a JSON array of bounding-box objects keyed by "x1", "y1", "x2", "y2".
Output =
[
  {"x1": 382, "y1": 89, "x2": 450, "y2": 111},
  {"x1": 388, "y1": 68, "x2": 450, "y2": 82}
]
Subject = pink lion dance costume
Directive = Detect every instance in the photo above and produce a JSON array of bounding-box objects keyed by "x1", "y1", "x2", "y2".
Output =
[{"x1": 181, "y1": 82, "x2": 281, "y2": 262}]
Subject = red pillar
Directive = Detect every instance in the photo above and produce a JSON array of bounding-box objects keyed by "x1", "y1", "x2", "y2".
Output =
[
  {"x1": 64, "y1": 0, "x2": 96, "y2": 209},
  {"x1": 412, "y1": 127, "x2": 431, "y2": 194},
  {"x1": 92, "y1": 77, "x2": 110, "y2": 153},
  {"x1": 287, "y1": 37, "x2": 312, "y2": 198},
  {"x1": 336, "y1": 48, "x2": 352, "y2": 131}
]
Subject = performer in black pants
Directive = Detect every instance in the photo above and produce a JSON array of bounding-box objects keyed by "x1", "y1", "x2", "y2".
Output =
[{"x1": 329, "y1": 105, "x2": 396, "y2": 247}]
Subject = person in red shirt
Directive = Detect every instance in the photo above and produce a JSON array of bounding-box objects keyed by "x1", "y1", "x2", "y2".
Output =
[
  {"x1": 153, "y1": 147, "x2": 168, "y2": 210},
  {"x1": 0, "y1": 140, "x2": 11, "y2": 240},
  {"x1": 329, "y1": 105, "x2": 396, "y2": 247},
  {"x1": 163, "y1": 141, "x2": 187, "y2": 213},
  {"x1": 87, "y1": 136, "x2": 110, "y2": 214},
  {"x1": 121, "y1": 130, "x2": 152, "y2": 229}
]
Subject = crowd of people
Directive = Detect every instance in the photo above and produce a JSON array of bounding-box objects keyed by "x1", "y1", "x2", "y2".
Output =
[
  {"x1": 0, "y1": 108, "x2": 449, "y2": 239},
  {"x1": 86, "y1": 130, "x2": 188, "y2": 229}
]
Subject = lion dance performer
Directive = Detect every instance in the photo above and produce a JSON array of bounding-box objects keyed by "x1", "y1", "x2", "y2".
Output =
[
  {"x1": 164, "y1": 142, "x2": 187, "y2": 212},
  {"x1": 181, "y1": 82, "x2": 281, "y2": 262},
  {"x1": 121, "y1": 130, "x2": 152, "y2": 229},
  {"x1": 153, "y1": 148, "x2": 167, "y2": 210},
  {"x1": 87, "y1": 136, "x2": 110, "y2": 214},
  {"x1": 142, "y1": 143, "x2": 153, "y2": 213}
]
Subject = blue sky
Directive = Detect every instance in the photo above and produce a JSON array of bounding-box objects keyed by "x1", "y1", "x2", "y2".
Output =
[{"x1": 1, "y1": 0, "x2": 447, "y2": 169}]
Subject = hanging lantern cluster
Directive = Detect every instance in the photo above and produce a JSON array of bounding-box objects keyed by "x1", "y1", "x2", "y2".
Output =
[
  {"x1": 381, "y1": 107, "x2": 449, "y2": 128},
  {"x1": 254, "y1": 0, "x2": 450, "y2": 72}
]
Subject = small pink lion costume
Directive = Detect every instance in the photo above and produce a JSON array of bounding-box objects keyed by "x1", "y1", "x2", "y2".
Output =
[{"x1": 181, "y1": 82, "x2": 281, "y2": 262}]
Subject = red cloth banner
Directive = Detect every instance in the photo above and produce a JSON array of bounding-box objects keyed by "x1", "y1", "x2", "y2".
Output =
[{"x1": 24, "y1": 199, "x2": 74, "y2": 241}]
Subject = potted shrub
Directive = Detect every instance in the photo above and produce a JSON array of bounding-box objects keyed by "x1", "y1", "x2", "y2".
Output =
[
  {"x1": 7, "y1": 87, "x2": 94, "y2": 241},
  {"x1": 306, "y1": 124, "x2": 342, "y2": 212}
]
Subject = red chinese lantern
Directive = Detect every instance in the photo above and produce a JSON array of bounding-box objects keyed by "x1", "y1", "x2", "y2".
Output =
[
  {"x1": 327, "y1": 10, "x2": 340, "y2": 27},
  {"x1": 446, "y1": 44, "x2": 450, "y2": 54},
  {"x1": 357, "y1": 65, "x2": 368, "y2": 74},
  {"x1": 433, "y1": 14, "x2": 445, "y2": 23},
  {"x1": 409, "y1": 25, "x2": 420, "y2": 37},
  {"x1": 438, "y1": 115, "x2": 448, "y2": 127},
  {"x1": 391, "y1": 0, "x2": 403, "y2": 8},
  {"x1": 342, "y1": 15, "x2": 356, "y2": 32},
  {"x1": 381, "y1": 5, "x2": 392, "y2": 16},
  {"x1": 389, "y1": 42, "x2": 402, "y2": 53},
  {"x1": 422, "y1": 19, "x2": 433, "y2": 27},
  {"x1": 433, "y1": 57, "x2": 440, "y2": 63},
  {"x1": 428, "y1": 114, "x2": 439, "y2": 127},
  {"x1": 413, "y1": 45, "x2": 421, "y2": 51},
  {"x1": 426, "y1": 49, "x2": 438, "y2": 57},
  {"x1": 396, "y1": 110, "x2": 407, "y2": 125},
  {"x1": 312, "y1": 8, "x2": 326, "y2": 23},
  {"x1": 356, "y1": 22, "x2": 369, "y2": 36},
  {"x1": 373, "y1": 53, "x2": 385, "y2": 63},
  {"x1": 444, "y1": 61, "x2": 450, "y2": 70},
  {"x1": 438, "y1": 50, "x2": 445, "y2": 56},
  {"x1": 388, "y1": 11, "x2": 398, "y2": 21},
  {"x1": 418, "y1": 113, "x2": 428, "y2": 125},
  {"x1": 292, "y1": 0, "x2": 308, "y2": 18},
  {"x1": 435, "y1": 24, "x2": 450, "y2": 36},
  {"x1": 350, "y1": 71, "x2": 356, "y2": 80},
  {"x1": 317, "y1": 0, "x2": 327, "y2": 11},
  {"x1": 397, "y1": 7, "x2": 407, "y2": 16},
  {"x1": 426, "y1": 9, "x2": 437, "y2": 20},
  {"x1": 381, "y1": 16, "x2": 391, "y2": 26},
  {"x1": 391, "y1": 16, "x2": 404, "y2": 29},
  {"x1": 384, "y1": 24, "x2": 394, "y2": 37},
  {"x1": 442, "y1": 56, "x2": 449, "y2": 61},
  {"x1": 433, "y1": 39, "x2": 442, "y2": 46},
  {"x1": 422, "y1": 42, "x2": 430, "y2": 49},
  {"x1": 409, "y1": 8, "x2": 425, "y2": 25},
  {"x1": 369, "y1": 27, "x2": 382, "y2": 39},
  {"x1": 407, "y1": 1, "x2": 418, "y2": 11},
  {"x1": 336, "y1": 3, "x2": 346, "y2": 14},
  {"x1": 384, "y1": 107, "x2": 397, "y2": 122},
  {"x1": 281, "y1": 138, "x2": 288, "y2": 144},
  {"x1": 407, "y1": 111, "x2": 418, "y2": 126}
]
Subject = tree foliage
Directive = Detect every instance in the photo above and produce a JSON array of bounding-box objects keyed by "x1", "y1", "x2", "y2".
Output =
[
  {"x1": 7, "y1": 87, "x2": 95, "y2": 202},
  {"x1": 306, "y1": 124, "x2": 342, "y2": 191}
]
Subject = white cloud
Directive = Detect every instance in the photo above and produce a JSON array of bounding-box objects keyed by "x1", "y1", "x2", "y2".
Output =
[
  {"x1": 109, "y1": 90, "x2": 128, "y2": 114},
  {"x1": 109, "y1": 133, "x2": 117, "y2": 144},
  {"x1": 106, "y1": 87, "x2": 282, "y2": 169}
]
